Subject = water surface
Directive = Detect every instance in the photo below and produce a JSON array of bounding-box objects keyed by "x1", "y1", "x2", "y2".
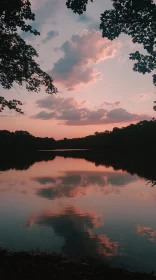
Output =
[{"x1": 0, "y1": 154, "x2": 156, "y2": 272}]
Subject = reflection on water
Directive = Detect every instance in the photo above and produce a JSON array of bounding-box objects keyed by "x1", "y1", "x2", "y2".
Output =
[
  {"x1": 28, "y1": 206, "x2": 118, "y2": 258},
  {"x1": 34, "y1": 171, "x2": 138, "y2": 200},
  {"x1": 0, "y1": 153, "x2": 156, "y2": 272},
  {"x1": 136, "y1": 226, "x2": 156, "y2": 242}
]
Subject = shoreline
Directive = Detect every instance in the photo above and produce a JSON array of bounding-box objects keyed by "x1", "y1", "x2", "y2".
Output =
[{"x1": 0, "y1": 249, "x2": 155, "y2": 279}]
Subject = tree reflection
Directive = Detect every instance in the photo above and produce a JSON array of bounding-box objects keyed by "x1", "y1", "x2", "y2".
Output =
[{"x1": 0, "y1": 150, "x2": 155, "y2": 187}]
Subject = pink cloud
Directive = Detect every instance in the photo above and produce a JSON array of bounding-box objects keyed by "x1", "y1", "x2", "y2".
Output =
[
  {"x1": 136, "y1": 225, "x2": 156, "y2": 242},
  {"x1": 48, "y1": 29, "x2": 120, "y2": 90},
  {"x1": 34, "y1": 95, "x2": 151, "y2": 125},
  {"x1": 101, "y1": 101, "x2": 121, "y2": 108}
]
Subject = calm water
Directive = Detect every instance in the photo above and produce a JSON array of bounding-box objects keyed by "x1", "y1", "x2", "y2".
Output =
[{"x1": 0, "y1": 154, "x2": 156, "y2": 272}]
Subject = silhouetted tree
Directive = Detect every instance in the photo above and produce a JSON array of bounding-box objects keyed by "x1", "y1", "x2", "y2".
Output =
[
  {"x1": 66, "y1": 0, "x2": 93, "y2": 14},
  {"x1": 66, "y1": 0, "x2": 156, "y2": 87},
  {"x1": 1, "y1": 120, "x2": 156, "y2": 187},
  {"x1": 0, "y1": 0, "x2": 57, "y2": 113},
  {"x1": 0, "y1": 129, "x2": 56, "y2": 152}
]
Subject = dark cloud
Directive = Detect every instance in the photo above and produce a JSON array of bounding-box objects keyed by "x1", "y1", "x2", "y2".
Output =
[
  {"x1": 36, "y1": 96, "x2": 79, "y2": 110},
  {"x1": 87, "y1": 109, "x2": 107, "y2": 121},
  {"x1": 58, "y1": 109, "x2": 82, "y2": 121},
  {"x1": 20, "y1": 0, "x2": 63, "y2": 39},
  {"x1": 107, "y1": 173, "x2": 138, "y2": 186},
  {"x1": 114, "y1": 101, "x2": 121, "y2": 106},
  {"x1": 33, "y1": 111, "x2": 56, "y2": 120},
  {"x1": 37, "y1": 188, "x2": 60, "y2": 200},
  {"x1": 60, "y1": 175, "x2": 81, "y2": 186},
  {"x1": 34, "y1": 177, "x2": 56, "y2": 185},
  {"x1": 81, "y1": 174, "x2": 106, "y2": 187},
  {"x1": 88, "y1": 21, "x2": 100, "y2": 31},
  {"x1": 36, "y1": 174, "x2": 83, "y2": 200},
  {"x1": 106, "y1": 108, "x2": 138, "y2": 123},
  {"x1": 77, "y1": 14, "x2": 93, "y2": 22},
  {"x1": 75, "y1": 13, "x2": 100, "y2": 31},
  {"x1": 33, "y1": 96, "x2": 151, "y2": 126},
  {"x1": 42, "y1": 30, "x2": 59, "y2": 43},
  {"x1": 48, "y1": 30, "x2": 120, "y2": 91},
  {"x1": 28, "y1": 206, "x2": 118, "y2": 258},
  {"x1": 102, "y1": 101, "x2": 120, "y2": 108}
]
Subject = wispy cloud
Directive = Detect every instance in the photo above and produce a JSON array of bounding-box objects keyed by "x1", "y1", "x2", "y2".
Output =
[
  {"x1": 21, "y1": 0, "x2": 63, "y2": 39},
  {"x1": 77, "y1": 14, "x2": 93, "y2": 23},
  {"x1": 131, "y1": 92, "x2": 155, "y2": 102},
  {"x1": 101, "y1": 101, "x2": 121, "y2": 108},
  {"x1": 42, "y1": 30, "x2": 59, "y2": 43}
]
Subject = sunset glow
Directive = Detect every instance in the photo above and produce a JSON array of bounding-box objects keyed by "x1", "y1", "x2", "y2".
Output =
[{"x1": 0, "y1": 0, "x2": 155, "y2": 139}]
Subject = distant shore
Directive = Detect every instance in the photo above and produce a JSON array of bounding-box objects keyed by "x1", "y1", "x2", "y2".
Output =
[{"x1": 0, "y1": 249, "x2": 155, "y2": 279}]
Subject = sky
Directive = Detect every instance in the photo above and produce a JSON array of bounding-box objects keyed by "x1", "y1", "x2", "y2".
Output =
[{"x1": 0, "y1": 0, "x2": 155, "y2": 139}]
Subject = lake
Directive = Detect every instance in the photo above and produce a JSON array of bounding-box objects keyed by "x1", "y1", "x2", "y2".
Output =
[{"x1": 0, "y1": 152, "x2": 156, "y2": 273}]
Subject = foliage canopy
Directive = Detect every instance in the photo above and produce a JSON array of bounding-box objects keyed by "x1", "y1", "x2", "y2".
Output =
[
  {"x1": 66, "y1": 0, "x2": 156, "y2": 88},
  {"x1": 0, "y1": 0, "x2": 57, "y2": 113}
]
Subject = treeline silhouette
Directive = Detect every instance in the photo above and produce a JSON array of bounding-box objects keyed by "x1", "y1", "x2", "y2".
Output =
[
  {"x1": 1, "y1": 119, "x2": 156, "y2": 152},
  {"x1": 54, "y1": 150, "x2": 156, "y2": 185},
  {"x1": 56, "y1": 119, "x2": 156, "y2": 152},
  {"x1": 0, "y1": 130, "x2": 56, "y2": 151},
  {"x1": 0, "y1": 152, "x2": 56, "y2": 171},
  {"x1": 0, "y1": 120, "x2": 156, "y2": 184},
  {"x1": 0, "y1": 149, "x2": 156, "y2": 185}
]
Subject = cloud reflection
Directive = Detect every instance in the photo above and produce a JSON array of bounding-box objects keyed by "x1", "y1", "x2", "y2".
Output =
[
  {"x1": 28, "y1": 206, "x2": 118, "y2": 258},
  {"x1": 33, "y1": 171, "x2": 138, "y2": 200},
  {"x1": 136, "y1": 226, "x2": 156, "y2": 242}
]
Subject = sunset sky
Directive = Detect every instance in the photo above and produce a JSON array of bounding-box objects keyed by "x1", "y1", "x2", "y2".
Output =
[{"x1": 0, "y1": 0, "x2": 155, "y2": 139}]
